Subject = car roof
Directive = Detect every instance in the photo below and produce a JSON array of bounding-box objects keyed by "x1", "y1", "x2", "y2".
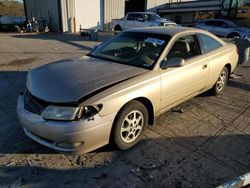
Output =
[
  {"x1": 125, "y1": 26, "x2": 200, "y2": 36},
  {"x1": 127, "y1": 12, "x2": 157, "y2": 14},
  {"x1": 199, "y1": 19, "x2": 227, "y2": 22}
]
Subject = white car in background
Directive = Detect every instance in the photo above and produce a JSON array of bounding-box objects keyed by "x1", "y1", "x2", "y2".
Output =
[
  {"x1": 111, "y1": 12, "x2": 176, "y2": 32},
  {"x1": 195, "y1": 19, "x2": 250, "y2": 39}
]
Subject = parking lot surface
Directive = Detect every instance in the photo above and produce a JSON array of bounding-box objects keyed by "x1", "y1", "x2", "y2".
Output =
[{"x1": 0, "y1": 33, "x2": 249, "y2": 188}]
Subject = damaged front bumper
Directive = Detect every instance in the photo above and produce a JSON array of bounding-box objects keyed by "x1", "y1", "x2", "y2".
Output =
[{"x1": 17, "y1": 95, "x2": 115, "y2": 154}]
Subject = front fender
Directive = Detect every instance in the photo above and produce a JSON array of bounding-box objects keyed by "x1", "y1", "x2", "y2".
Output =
[{"x1": 82, "y1": 71, "x2": 161, "y2": 117}]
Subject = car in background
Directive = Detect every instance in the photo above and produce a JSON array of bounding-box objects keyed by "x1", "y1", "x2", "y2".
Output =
[
  {"x1": 17, "y1": 27, "x2": 238, "y2": 154},
  {"x1": 111, "y1": 12, "x2": 176, "y2": 31},
  {"x1": 0, "y1": 15, "x2": 25, "y2": 31},
  {"x1": 245, "y1": 34, "x2": 250, "y2": 41},
  {"x1": 195, "y1": 19, "x2": 250, "y2": 39}
]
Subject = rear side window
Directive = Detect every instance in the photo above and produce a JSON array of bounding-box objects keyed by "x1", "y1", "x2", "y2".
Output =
[
  {"x1": 198, "y1": 34, "x2": 222, "y2": 53},
  {"x1": 204, "y1": 21, "x2": 216, "y2": 26},
  {"x1": 204, "y1": 20, "x2": 223, "y2": 26},
  {"x1": 127, "y1": 14, "x2": 136, "y2": 21}
]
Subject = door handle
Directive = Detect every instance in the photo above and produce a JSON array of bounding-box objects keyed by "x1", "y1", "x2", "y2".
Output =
[{"x1": 202, "y1": 64, "x2": 207, "y2": 69}]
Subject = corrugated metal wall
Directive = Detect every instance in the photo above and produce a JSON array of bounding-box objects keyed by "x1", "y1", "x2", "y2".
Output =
[
  {"x1": 25, "y1": 0, "x2": 60, "y2": 32},
  {"x1": 75, "y1": 0, "x2": 101, "y2": 31},
  {"x1": 146, "y1": 0, "x2": 199, "y2": 12},
  {"x1": 146, "y1": 0, "x2": 168, "y2": 12},
  {"x1": 60, "y1": 0, "x2": 75, "y2": 32},
  {"x1": 103, "y1": 0, "x2": 125, "y2": 30}
]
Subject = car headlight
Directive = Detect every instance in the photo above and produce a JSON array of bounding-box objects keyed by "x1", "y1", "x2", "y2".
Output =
[
  {"x1": 82, "y1": 104, "x2": 103, "y2": 119},
  {"x1": 41, "y1": 106, "x2": 83, "y2": 121},
  {"x1": 41, "y1": 104, "x2": 103, "y2": 121}
]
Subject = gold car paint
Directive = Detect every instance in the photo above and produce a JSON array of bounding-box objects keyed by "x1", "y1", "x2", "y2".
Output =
[
  {"x1": 83, "y1": 70, "x2": 162, "y2": 117},
  {"x1": 159, "y1": 55, "x2": 210, "y2": 112},
  {"x1": 203, "y1": 43, "x2": 238, "y2": 90},
  {"x1": 17, "y1": 28, "x2": 238, "y2": 153},
  {"x1": 82, "y1": 29, "x2": 237, "y2": 123}
]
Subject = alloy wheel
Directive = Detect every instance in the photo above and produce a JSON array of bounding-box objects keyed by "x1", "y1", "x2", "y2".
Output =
[
  {"x1": 216, "y1": 70, "x2": 227, "y2": 92},
  {"x1": 120, "y1": 110, "x2": 144, "y2": 143}
]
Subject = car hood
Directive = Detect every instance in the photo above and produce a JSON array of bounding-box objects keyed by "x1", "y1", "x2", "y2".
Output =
[
  {"x1": 147, "y1": 19, "x2": 176, "y2": 26},
  {"x1": 157, "y1": 19, "x2": 176, "y2": 25},
  {"x1": 27, "y1": 56, "x2": 148, "y2": 103}
]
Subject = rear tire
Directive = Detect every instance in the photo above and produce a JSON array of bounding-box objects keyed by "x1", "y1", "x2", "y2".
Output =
[
  {"x1": 113, "y1": 101, "x2": 148, "y2": 150},
  {"x1": 209, "y1": 67, "x2": 229, "y2": 95},
  {"x1": 227, "y1": 32, "x2": 240, "y2": 39}
]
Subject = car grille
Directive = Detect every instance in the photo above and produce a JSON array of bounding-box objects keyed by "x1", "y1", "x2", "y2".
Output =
[{"x1": 24, "y1": 90, "x2": 48, "y2": 114}]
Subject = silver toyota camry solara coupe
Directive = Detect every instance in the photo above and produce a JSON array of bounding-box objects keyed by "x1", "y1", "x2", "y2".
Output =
[{"x1": 17, "y1": 27, "x2": 238, "y2": 154}]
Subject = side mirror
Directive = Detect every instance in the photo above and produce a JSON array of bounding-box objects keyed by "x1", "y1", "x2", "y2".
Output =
[
  {"x1": 161, "y1": 57, "x2": 185, "y2": 69},
  {"x1": 137, "y1": 17, "x2": 145, "y2": 22}
]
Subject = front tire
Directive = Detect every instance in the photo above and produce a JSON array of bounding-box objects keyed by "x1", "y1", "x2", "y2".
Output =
[
  {"x1": 113, "y1": 101, "x2": 148, "y2": 150},
  {"x1": 209, "y1": 67, "x2": 229, "y2": 95},
  {"x1": 114, "y1": 25, "x2": 122, "y2": 32}
]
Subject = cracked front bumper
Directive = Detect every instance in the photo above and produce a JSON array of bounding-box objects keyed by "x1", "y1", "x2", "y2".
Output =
[{"x1": 17, "y1": 95, "x2": 115, "y2": 154}]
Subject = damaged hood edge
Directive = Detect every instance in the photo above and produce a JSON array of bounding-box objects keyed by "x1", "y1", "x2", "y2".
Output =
[{"x1": 27, "y1": 56, "x2": 148, "y2": 103}]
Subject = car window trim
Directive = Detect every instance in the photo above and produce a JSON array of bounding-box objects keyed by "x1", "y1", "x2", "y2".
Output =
[
  {"x1": 197, "y1": 34, "x2": 223, "y2": 54},
  {"x1": 89, "y1": 32, "x2": 171, "y2": 70},
  {"x1": 196, "y1": 34, "x2": 205, "y2": 54},
  {"x1": 165, "y1": 34, "x2": 203, "y2": 62}
]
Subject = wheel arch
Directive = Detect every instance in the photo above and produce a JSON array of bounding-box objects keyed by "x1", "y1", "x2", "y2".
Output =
[
  {"x1": 114, "y1": 97, "x2": 154, "y2": 126},
  {"x1": 133, "y1": 97, "x2": 154, "y2": 126},
  {"x1": 225, "y1": 63, "x2": 231, "y2": 80},
  {"x1": 114, "y1": 24, "x2": 122, "y2": 31},
  {"x1": 109, "y1": 97, "x2": 154, "y2": 143},
  {"x1": 226, "y1": 32, "x2": 241, "y2": 38}
]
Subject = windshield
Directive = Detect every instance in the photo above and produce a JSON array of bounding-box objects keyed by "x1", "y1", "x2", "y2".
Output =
[
  {"x1": 143, "y1": 13, "x2": 162, "y2": 21},
  {"x1": 89, "y1": 32, "x2": 171, "y2": 69}
]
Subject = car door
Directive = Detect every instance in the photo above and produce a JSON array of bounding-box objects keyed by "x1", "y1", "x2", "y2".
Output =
[
  {"x1": 124, "y1": 13, "x2": 136, "y2": 30},
  {"x1": 134, "y1": 14, "x2": 146, "y2": 28},
  {"x1": 197, "y1": 33, "x2": 227, "y2": 89},
  {"x1": 160, "y1": 34, "x2": 209, "y2": 111}
]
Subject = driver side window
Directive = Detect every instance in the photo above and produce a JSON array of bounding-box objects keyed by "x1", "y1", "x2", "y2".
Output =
[
  {"x1": 135, "y1": 14, "x2": 144, "y2": 22},
  {"x1": 127, "y1": 14, "x2": 136, "y2": 21},
  {"x1": 167, "y1": 35, "x2": 201, "y2": 60}
]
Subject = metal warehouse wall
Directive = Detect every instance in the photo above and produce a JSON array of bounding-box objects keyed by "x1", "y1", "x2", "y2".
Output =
[
  {"x1": 25, "y1": 0, "x2": 60, "y2": 32},
  {"x1": 75, "y1": 0, "x2": 100, "y2": 31},
  {"x1": 103, "y1": 0, "x2": 125, "y2": 30},
  {"x1": 60, "y1": 0, "x2": 75, "y2": 33},
  {"x1": 146, "y1": 0, "x2": 168, "y2": 12},
  {"x1": 146, "y1": 0, "x2": 197, "y2": 12}
]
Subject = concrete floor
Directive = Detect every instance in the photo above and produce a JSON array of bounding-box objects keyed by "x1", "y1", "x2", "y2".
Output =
[{"x1": 0, "y1": 33, "x2": 249, "y2": 188}]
